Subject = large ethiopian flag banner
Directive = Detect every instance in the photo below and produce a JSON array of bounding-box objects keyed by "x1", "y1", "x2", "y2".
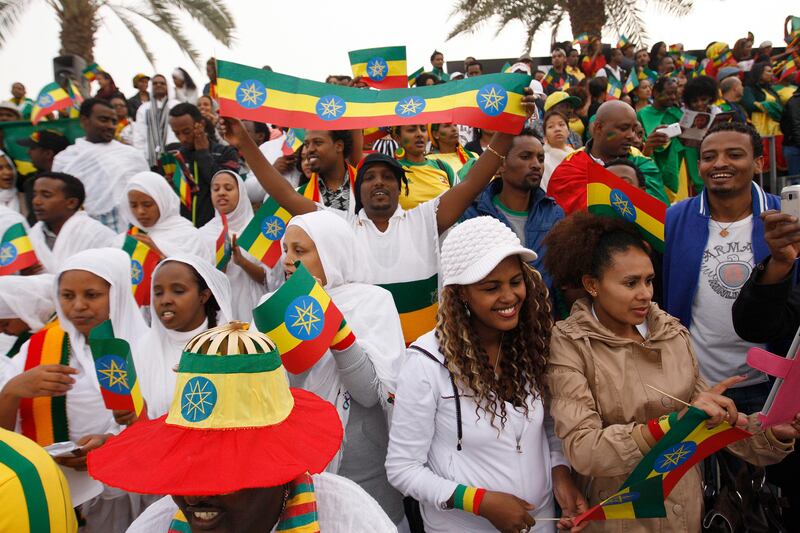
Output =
[{"x1": 217, "y1": 60, "x2": 531, "y2": 134}]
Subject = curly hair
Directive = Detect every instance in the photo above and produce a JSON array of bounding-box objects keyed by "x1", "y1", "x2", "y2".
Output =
[
  {"x1": 434, "y1": 261, "x2": 552, "y2": 429},
  {"x1": 542, "y1": 212, "x2": 645, "y2": 289}
]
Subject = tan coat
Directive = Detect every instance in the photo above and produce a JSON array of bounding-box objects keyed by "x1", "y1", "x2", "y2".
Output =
[{"x1": 546, "y1": 299, "x2": 793, "y2": 533}]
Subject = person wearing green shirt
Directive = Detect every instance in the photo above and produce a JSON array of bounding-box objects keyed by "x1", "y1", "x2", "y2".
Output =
[
  {"x1": 430, "y1": 50, "x2": 450, "y2": 82},
  {"x1": 8, "y1": 83, "x2": 33, "y2": 120},
  {"x1": 638, "y1": 77, "x2": 689, "y2": 201}
]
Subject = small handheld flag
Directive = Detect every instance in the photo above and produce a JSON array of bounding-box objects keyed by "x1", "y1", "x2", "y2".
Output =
[
  {"x1": 587, "y1": 161, "x2": 666, "y2": 252},
  {"x1": 349, "y1": 46, "x2": 409, "y2": 90},
  {"x1": 0, "y1": 222, "x2": 38, "y2": 275},
  {"x1": 236, "y1": 196, "x2": 291, "y2": 268},
  {"x1": 217, "y1": 60, "x2": 531, "y2": 134},
  {"x1": 215, "y1": 213, "x2": 232, "y2": 271},
  {"x1": 82, "y1": 63, "x2": 104, "y2": 82},
  {"x1": 89, "y1": 320, "x2": 145, "y2": 416},
  {"x1": 121, "y1": 235, "x2": 160, "y2": 306},
  {"x1": 617, "y1": 35, "x2": 631, "y2": 49},
  {"x1": 623, "y1": 70, "x2": 640, "y2": 94},
  {"x1": 30, "y1": 83, "x2": 76, "y2": 125},
  {"x1": 606, "y1": 75, "x2": 623, "y2": 100},
  {"x1": 573, "y1": 32, "x2": 590, "y2": 45},
  {"x1": 299, "y1": 164, "x2": 356, "y2": 204},
  {"x1": 282, "y1": 128, "x2": 305, "y2": 156},
  {"x1": 408, "y1": 66, "x2": 424, "y2": 87},
  {"x1": 573, "y1": 475, "x2": 667, "y2": 525},
  {"x1": 160, "y1": 152, "x2": 197, "y2": 214},
  {"x1": 252, "y1": 263, "x2": 350, "y2": 373}
]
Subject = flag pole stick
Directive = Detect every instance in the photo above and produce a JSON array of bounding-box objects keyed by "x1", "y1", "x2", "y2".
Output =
[{"x1": 645, "y1": 384, "x2": 692, "y2": 408}]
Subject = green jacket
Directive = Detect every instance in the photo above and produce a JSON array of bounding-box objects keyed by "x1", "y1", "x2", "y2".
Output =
[{"x1": 637, "y1": 105, "x2": 702, "y2": 194}]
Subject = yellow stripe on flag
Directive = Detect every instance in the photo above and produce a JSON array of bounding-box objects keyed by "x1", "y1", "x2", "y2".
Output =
[
  {"x1": 351, "y1": 59, "x2": 408, "y2": 76},
  {"x1": 267, "y1": 283, "x2": 331, "y2": 351},
  {"x1": 217, "y1": 79, "x2": 526, "y2": 118},
  {"x1": 601, "y1": 487, "x2": 637, "y2": 519},
  {"x1": 9, "y1": 235, "x2": 34, "y2": 255},
  {"x1": 247, "y1": 207, "x2": 291, "y2": 259},
  {"x1": 399, "y1": 304, "x2": 438, "y2": 345},
  {"x1": 587, "y1": 182, "x2": 664, "y2": 241}
]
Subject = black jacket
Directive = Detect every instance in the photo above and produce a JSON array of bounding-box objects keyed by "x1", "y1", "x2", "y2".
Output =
[
  {"x1": 176, "y1": 142, "x2": 242, "y2": 227},
  {"x1": 780, "y1": 90, "x2": 800, "y2": 148}
]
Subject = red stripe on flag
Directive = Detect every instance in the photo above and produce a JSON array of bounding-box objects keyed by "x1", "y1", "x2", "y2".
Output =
[
  {"x1": 262, "y1": 239, "x2": 283, "y2": 268},
  {"x1": 588, "y1": 162, "x2": 666, "y2": 222},
  {"x1": 648, "y1": 418, "x2": 666, "y2": 441},
  {"x1": 362, "y1": 75, "x2": 410, "y2": 90},
  {"x1": 99, "y1": 388, "x2": 138, "y2": 412},
  {"x1": 281, "y1": 305, "x2": 344, "y2": 374},
  {"x1": 0, "y1": 249, "x2": 38, "y2": 275}
]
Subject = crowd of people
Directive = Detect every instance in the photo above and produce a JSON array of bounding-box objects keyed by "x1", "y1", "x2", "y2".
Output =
[{"x1": 1, "y1": 17, "x2": 800, "y2": 533}]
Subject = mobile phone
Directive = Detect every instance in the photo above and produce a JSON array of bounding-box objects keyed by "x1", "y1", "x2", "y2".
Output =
[
  {"x1": 43, "y1": 441, "x2": 79, "y2": 457},
  {"x1": 662, "y1": 123, "x2": 682, "y2": 138},
  {"x1": 780, "y1": 184, "x2": 800, "y2": 219}
]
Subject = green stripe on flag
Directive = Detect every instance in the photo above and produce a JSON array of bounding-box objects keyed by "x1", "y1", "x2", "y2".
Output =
[
  {"x1": 252, "y1": 265, "x2": 318, "y2": 331},
  {"x1": 237, "y1": 196, "x2": 282, "y2": 249},
  {"x1": 348, "y1": 46, "x2": 406, "y2": 64},
  {"x1": 630, "y1": 475, "x2": 668, "y2": 518},
  {"x1": 587, "y1": 205, "x2": 663, "y2": 252},
  {"x1": 178, "y1": 351, "x2": 282, "y2": 374},
  {"x1": 0, "y1": 441, "x2": 50, "y2": 532},
  {"x1": 89, "y1": 319, "x2": 114, "y2": 341},
  {"x1": 378, "y1": 274, "x2": 438, "y2": 313},
  {"x1": 2, "y1": 223, "x2": 28, "y2": 242},
  {"x1": 122, "y1": 235, "x2": 139, "y2": 255}
]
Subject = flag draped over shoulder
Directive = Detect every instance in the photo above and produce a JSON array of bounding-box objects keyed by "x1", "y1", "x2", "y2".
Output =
[
  {"x1": 252, "y1": 263, "x2": 352, "y2": 374},
  {"x1": 121, "y1": 235, "x2": 160, "y2": 306},
  {"x1": 89, "y1": 320, "x2": 145, "y2": 416},
  {"x1": 0, "y1": 223, "x2": 38, "y2": 275},
  {"x1": 573, "y1": 407, "x2": 751, "y2": 526},
  {"x1": 30, "y1": 83, "x2": 76, "y2": 125},
  {"x1": 236, "y1": 196, "x2": 291, "y2": 268},
  {"x1": 217, "y1": 60, "x2": 531, "y2": 134},
  {"x1": 378, "y1": 275, "x2": 439, "y2": 346},
  {"x1": 586, "y1": 161, "x2": 666, "y2": 252},
  {"x1": 349, "y1": 46, "x2": 408, "y2": 90}
]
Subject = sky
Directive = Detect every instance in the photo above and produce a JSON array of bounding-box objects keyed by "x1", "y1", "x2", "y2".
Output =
[{"x1": 0, "y1": 0, "x2": 796, "y2": 100}]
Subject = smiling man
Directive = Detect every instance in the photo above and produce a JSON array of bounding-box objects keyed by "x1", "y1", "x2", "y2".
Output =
[
  {"x1": 664, "y1": 121, "x2": 778, "y2": 412},
  {"x1": 546, "y1": 100, "x2": 668, "y2": 214},
  {"x1": 461, "y1": 128, "x2": 564, "y2": 287},
  {"x1": 52, "y1": 98, "x2": 149, "y2": 232}
]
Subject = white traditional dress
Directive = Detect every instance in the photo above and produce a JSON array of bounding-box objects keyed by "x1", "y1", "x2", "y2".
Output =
[{"x1": 29, "y1": 211, "x2": 116, "y2": 273}]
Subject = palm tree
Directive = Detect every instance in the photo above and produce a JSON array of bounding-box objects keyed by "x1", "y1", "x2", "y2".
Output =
[
  {"x1": 448, "y1": 0, "x2": 694, "y2": 53},
  {"x1": 0, "y1": 0, "x2": 235, "y2": 67}
]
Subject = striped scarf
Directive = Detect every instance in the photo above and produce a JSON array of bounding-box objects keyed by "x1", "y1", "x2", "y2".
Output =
[{"x1": 145, "y1": 98, "x2": 170, "y2": 167}]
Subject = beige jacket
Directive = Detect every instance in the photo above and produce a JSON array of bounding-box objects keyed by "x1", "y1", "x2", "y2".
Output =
[{"x1": 546, "y1": 299, "x2": 793, "y2": 533}]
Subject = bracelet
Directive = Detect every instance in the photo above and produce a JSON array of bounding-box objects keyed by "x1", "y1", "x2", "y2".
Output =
[
  {"x1": 453, "y1": 484, "x2": 486, "y2": 515},
  {"x1": 484, "y1": 145, "x2": 506, "y2": 162},
  {"x1": 646, "y1": 411, "x2": 678, "y2": 441}
]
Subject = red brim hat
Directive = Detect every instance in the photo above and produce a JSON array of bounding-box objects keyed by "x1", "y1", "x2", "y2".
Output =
[{"x1": 88, "y1": 388, "x2": 342, "y2": 495}]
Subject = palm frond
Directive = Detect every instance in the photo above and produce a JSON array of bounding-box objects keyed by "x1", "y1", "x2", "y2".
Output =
[
  {"x1": 650, "y1": 0, "x2": 693, "y2": 17},
  {"x1": 0, "y1": 0, "x2": 33, "y2": 46},
  {"x1": 163, "y1": 0, "x2": 235, "y2": 46},
  {"x1": 605, "y1": 0, "x2": 648, "y2": 47},
  {"x1": 103, "y1": 3, "x2": 157, "y2": 66},
  {"x1": 137, "y1": 0, "x2": 202, "y2": 66},
  {"x1": 448, "y1": 0, "x2": 562, "y2": 47}
]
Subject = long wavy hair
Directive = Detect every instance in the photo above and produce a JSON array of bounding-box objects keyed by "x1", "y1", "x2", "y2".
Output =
[{"x1": 434, "y1": 261, "x2": 552, "y2": 429}]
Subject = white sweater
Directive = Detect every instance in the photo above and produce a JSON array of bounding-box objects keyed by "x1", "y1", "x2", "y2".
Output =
[{"x1": 385, "y1": 331, "x2": 569, "y2": 532}]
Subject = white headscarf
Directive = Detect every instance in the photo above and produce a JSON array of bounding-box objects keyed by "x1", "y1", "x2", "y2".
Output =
[
  {"x1": 0, "y1": 274, "x2": 55, "y2": 330},
  {"x1": 198, "y1": 170, "x2": 271, "y2": 322},
  {"x1": 119, "y1": 171, "x2": 212, "y2": 262},
  {"x1": 0, "y1": 151, "x2": 19, "y2": 213},
  {"x1": 0, "y1": 205, "x2": 29, "y2": 238},
  {"x1": 281, "y1": 211, "x2": 405, "y2": 472},
  {"x1": 54, "y1": 248, "x2": 149, "y2": 440},
  {"x1": 138, "y1": 254, "x2": 232, "y2": 418}
]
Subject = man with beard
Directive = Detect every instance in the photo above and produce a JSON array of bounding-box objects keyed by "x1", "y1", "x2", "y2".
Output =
[{"x1": 546, "y1": 100, "x2": 667, "y2": 214}]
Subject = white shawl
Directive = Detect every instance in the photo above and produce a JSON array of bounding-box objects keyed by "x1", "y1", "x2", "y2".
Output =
[
  {"x1": 117, "y1": 171, "x2": 213, "y2": 263},
  {"x1": 268, "y1": 211, "x2": 405, "y2": 473},
  {"x1": 29, "y1": 212, "x2": 116, "y2": 273},
  {"x1": 198, "y1": 171, "x2": 272, "y2": 322},
  {"x1": 51, "y1": 138, "x2": 149, "y2": 216},
  {"x1": 137, "y1": 255, "x2": 233, "y2": 419},
  {"x1": 0, "y1": 274, "x2": 55, "y2": 330},
  {"x1": 0, "y1": 150, "x2": 20, "y2": 213}
]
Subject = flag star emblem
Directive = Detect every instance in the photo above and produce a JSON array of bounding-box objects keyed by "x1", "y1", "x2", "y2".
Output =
[
  {"x1": 604, "y1": 492, "x2": 640, "y2": 506},
  {"x1": 235, "y1": 79, "x2": 267, "y2": 109},
  {"x1": 181, "y1": 377, "x2": 217, "y2": 422},
  {"x1": 476, "y1": 84, "x2": 508, "y2": 116},
  {"x1": 653, "y1": 441, "x2": 697, "y2": 473},
  {"x1": 315, "y1": 95, "x2": 346, "y2": 121},
  {"x1": 366, "y1": 57, "x2": 389, "y2": 81},
  {"x1": 95, "y1": 355, "x2": 130, "y2": 393},
  {"x1": 37, "y1": 94, "x2": 54, "y2": 107},
  {"x1": 0, "y1": 242, "x2": 17, "y2": 266},
  {"x1": 260, "y1": 215, "x2": 286, "y2": 241},
  {"x1": 610, "y1": 189, "x2": 637, "y2": 222},
  {"x1": 394, "y1": 96, "x2": 426, "y2": 117},
  {"x1": 130, "y1": 259, "x2": 144, "y2": 285},
  {"x1": 285, "y1": 295, "x2": 325, "y2": 340}
]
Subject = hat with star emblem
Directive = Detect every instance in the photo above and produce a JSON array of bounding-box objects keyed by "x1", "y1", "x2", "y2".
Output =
[{"x1": 86, "y1": 321, "x2": 343, "y2": 495}]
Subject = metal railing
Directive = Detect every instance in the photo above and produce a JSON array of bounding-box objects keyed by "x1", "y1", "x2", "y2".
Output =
[{"x1": 760, "y1": 136, "x2": 800, "y2": 192}]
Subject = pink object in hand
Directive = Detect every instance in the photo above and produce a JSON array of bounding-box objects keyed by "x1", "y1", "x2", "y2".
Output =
[{"x1": 746, "y1": 347, "x2": 800, "y2": 428}]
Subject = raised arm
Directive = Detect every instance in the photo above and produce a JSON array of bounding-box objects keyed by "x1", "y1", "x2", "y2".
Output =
[{"x1": 220, "y1": 118, "x2": 316, "y2": 216}]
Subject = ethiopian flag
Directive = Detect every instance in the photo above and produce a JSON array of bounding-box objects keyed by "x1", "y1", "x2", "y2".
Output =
[
  {"x1": 299, "y1": 164, "x2": 356, "y2": 203},
  {"x1": 573, "y1": 32, "x2": 590, "y2": 45},
  {"x1": 0, "y1": 118, "x2": 83, "y2": 176},
  {"x1": 379, "y1": 274, "x2": 438, "y2": 346},
  {"x1": 82, "y1": 63, "x2": 103, "y2": 82},
  {"x1": 252, "y1": 263, "x2": 347, "y2": 374},
  {"x1": 89, "y1": 320, "x2": 144, "y2": 416},
  {"x1": 30, "y1": 83, "x2": 76, "y2": 125},
  {"x1": 282, "y1": 128, "x2": 305, "y2": 156},
  {"x1": 217, "y1": 60, "x2": 531, "y2": 134},
  {"x1": 216, "y1": 213, "x2": 232, "y2": 271},
  {"x1": 587, "y1": 161, "x2": 666, "y2": 252},
  {"x1": 237, "y1": 196, "x2": 291, "y2": 268},
  {"x1": 0, "y1": 223, "x2": 38, "y2": 275},
  {"x1": 408, "y1": 66, "x2": 424, "y2": 87},
  {"x1": 19, "y1": 322, "x2": 69, "y2": 447},
  {"x1": 122, "y1": 235, "x2": 160, "y2": 306},
  {"x1": 349, "y1": 46, "x2": 408, "y2": 90},
  {"x1": 606, "y1": 75, "x2": 623, "y2": 100},
  {"x1": 574, "y1": 475, "x2": 666, "y2": 525},
  {"x1": 623, "y1": 70, "x2": 639, "y2": 94},
  {"x1": 160, "y1": 152, "x2": 196, "y2": 214}
]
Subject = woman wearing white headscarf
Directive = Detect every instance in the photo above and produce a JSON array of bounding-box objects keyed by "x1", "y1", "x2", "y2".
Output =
[
  {"x1": 0, "y1": 248, "x2": 150, "y2": 532},
  {"x1": 199, "y1": 170, "x2": 280, "y2": 322},
  {"x1": 257, "y1": 210, "x2": 407, "y2": 527},
  {"x1": 0, "y1": 150, "x2": 21, "y2": 213},
  {"x1": 0, "y1": 274, "x2": 55, "y2": 360},
  {"x1": 136, "y1": 255, "x2": 232, "y2": 419},
  {"x1": 116, "y1": 171, "x2": 212, "y2": 262}
]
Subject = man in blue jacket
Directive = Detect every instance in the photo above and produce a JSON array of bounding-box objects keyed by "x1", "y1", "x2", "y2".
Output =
[
  {"x1": 664, "y1": 121, "x2": 779, "y2": 412},
  {"x1": 462, "y1": 128, "x2": 564, "y2": 287}
]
